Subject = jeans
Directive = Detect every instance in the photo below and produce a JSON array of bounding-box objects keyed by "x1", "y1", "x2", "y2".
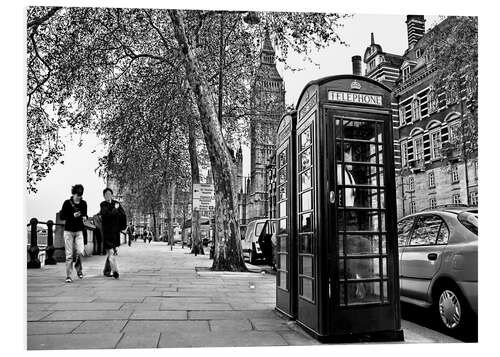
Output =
[
  {"x1": 64, "y1": 230, "x2": 84, "y2": 278},
  {"x1": 104, "y1": 249, "x2": 118, "y2": 274}
]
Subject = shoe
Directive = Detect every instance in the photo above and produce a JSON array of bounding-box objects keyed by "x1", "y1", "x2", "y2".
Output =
[
  {"x1": 65, "y1": 277, "x2": 73, "y2": 283},
  {"x1": 112, "y1": 271, "x2": 119, "y2": 279},
  {"x1": 77, "y1": 272, "x2": 83, "y2": 279}
]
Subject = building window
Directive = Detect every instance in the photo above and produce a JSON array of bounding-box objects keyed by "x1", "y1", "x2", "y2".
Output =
[
  {"x1": 429, "y1": 197, "x2": 437, "y2": 209},
  {"x1": 430, "y1": 129, "x2": 442, "y2": 160},
  {"x1": 399, "y1": 106, "x2": 406, "y2": 126},
  {"x1": 427, "y1": 87, "x2": 438, "y2": 114},
  {"x1": 451, "y1": 165, "x2": 460, "y2": 183},
  {"x1": 369, "y1": 59, "x2": 376, "y2": 70},
  {"x1": 408, "y1": 176, "x2": 415, "y2": 191},
  {"x1": 473, "y1": 160, "x2": 478, "y2": 179},
  {"x1": 411, "y1": 96, "x2": 421, "y2": 121},
  {"x1": 446, "y1": 88, "x2": 459, "y2": 105},
  {"x1": 428, "y1": 171, "x2": 435, "y2": 188},
  {"x1": 449, "y1": 122, "x2": 460, "y2": 143},
  {"x1": 410, "y1": 201, "x2": 417, "y2": 214},
  {"x1": 401, "y1": 141, "x2": 408, "y2": 167},
  {"x1": 416, "y1": 48, "x2": 422, "y2": 58},
  {"x1": 425, "y1": 46, "x2": 435, "y2": 64},
  {"x1": 402, "y1": 66, "x2": 411, "y2": 82},
  {"x1": 470, "y1": 191, "x2": 478, "y2": 206},
  {"x1": 452, "y1": 193, "x2": 461, "y2": 204},
  {"x1": 414, "y1": 135, "x2": 424, "y2": 161}
]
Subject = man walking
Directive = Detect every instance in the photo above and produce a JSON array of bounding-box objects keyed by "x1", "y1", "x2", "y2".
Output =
[
  {"x1": 59, "y1": 184, "x2": 88, "y2": 283},
  {"x1": 100, "y1": 188, "x2": 126, "y2": 279}
]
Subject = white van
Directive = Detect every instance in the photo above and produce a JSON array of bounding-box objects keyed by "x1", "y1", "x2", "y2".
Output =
[{"x1": 241, "y1": 218, "x2": 275, "y2": 264}]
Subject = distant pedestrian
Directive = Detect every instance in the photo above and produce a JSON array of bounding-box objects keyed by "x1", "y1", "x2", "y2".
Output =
[
  {"x1": 92, "y1": 213, "x2": 104, "y2": 255},
  {"x1": 59, "y1": 184, "x2": 88, "y2": 283},
  {"x1": 126, "y1": 223, "x2": 134, "y2": 247},
  {"x1": 100, "y1": 188, "x2": 127, "y2": 279}
]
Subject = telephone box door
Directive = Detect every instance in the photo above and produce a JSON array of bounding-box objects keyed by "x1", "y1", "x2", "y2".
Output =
[{"x1": 326, "y1": 107, "x2": 400, "y2": 335}]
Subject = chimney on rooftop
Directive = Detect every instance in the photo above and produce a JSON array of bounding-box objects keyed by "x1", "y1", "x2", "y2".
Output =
[
  {"x1": 352, "y1": 55, "x2": 362, "y2": 76},
  {"x1": 406, "y1": 15, "x2": 426, "y2": 49}
]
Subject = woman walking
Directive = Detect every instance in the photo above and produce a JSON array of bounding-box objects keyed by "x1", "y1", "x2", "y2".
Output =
[{"x1": 100, "y1": 188, "x2": 126, "y2": 279}]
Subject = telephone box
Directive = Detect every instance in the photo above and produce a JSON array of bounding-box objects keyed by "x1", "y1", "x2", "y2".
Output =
[
  {"x1": 277, "y1": 75, "x2": 404, "y2": 342},
  {"x1": 275, "y1": 110, "x2": 298, "y2": 318}
]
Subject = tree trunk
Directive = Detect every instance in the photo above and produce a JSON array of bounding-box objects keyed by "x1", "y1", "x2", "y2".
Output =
[
  {"x1": 169, "y1": 182, "x2": 176, "y2": 251},
  {"x1": 152, "y1": 209, "x2": 157, "y2": 241},
  {"x1": 188, "y1": 120, "x2": 204, "y2": 255},
  {"x1": 168, "y1": 10, "x2": 246, "y2": 271}
]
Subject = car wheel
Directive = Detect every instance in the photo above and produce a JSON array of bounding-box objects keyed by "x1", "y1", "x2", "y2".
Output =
[{"x1": 435, "y1": 284, "x2": 468, "y2": 332}]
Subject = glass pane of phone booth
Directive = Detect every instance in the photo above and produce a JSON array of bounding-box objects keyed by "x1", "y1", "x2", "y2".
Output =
[
  {"x1": 298, "y1": 124, "x2": 315, "y2": 303},
  {"x1": 335, "y1": 116, "x2": 389, "y2": 306},
  {"x1": 277, "y1": 146, "x2": 289, "y2": 291}
]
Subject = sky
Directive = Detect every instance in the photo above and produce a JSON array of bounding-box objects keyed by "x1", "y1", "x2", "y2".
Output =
[{"x1": 26, "y1": 13, "x2": 440, "y2": 222}]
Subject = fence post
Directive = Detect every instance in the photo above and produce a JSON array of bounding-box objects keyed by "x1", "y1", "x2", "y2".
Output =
[
  {"x1": 27, "y1": 218, "x2": 41, "y2": 269},
  {"x1": 45, "y1": 220, "x2": 56, "y2": 265}
]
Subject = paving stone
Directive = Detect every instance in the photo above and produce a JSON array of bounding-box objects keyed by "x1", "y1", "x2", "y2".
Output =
[
  {"x1": 209, "y1": 319, "x2": 253, "y2": 332},
  {"x1": 157, "y1": 330, "x2": 288, "y2": 348},
  {"x1": 27, "y1": 311, "x2": 53, "y2": 321},
  {"x1": 72, "y1": 320, "x2": 128, "y2": 334},
  {"x1": 123, "y1": 320, "x2": 209, "y2": 333},
  {"x1": 159, "y1": 302, "x2": 232, "y2": 311},
  {"x1": 250, "y1": 318, "x2": 293, "y2": 331},
  {"x1": 48, "y1": 302, "x2": 124, "y2": 311},
  {"x1": 42, "y1": 310, "x2": 132, "y2": 321},
  {"x1": 129, "y1": 310, "x2": 187, "y2": 320},
  {"x1": 28, "y1": 296, "x2": 96, "y2": 303},
  {"x1": 92, "y1": 296, "x2": 145, "y2": 303},
  {"x1": 188, "y1": 310, "x2": 273, "y2": 320},
  {"x1": 277, "y1": 330, "x2": 320, "y2": 345},
  {"x1": 27, "y1": 333, "x2": 123, "y2": 350},
  {"x1": 28, "y1": 321, "x2": 83, "y2": 335},
  {"x1": 27, "y1": 303, "x2": 54, "y2": 311},
  {"x1": 120, "y1": 302, "x2": 161, "y2": 310},
  {"x1": 116, "y1": 333, "x2": 161, "y2": 349}
]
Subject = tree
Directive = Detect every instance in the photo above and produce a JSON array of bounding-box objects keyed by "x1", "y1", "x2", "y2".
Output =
[
  {"x1": 27, "y1": 6, "x2": 349, "y2": 271},
  {"x1": 168, "y1": 9, "x2": 348, "y2": 270},
  {"x1": 425, "y1": 16, "x2": 478, "y2": 204}
]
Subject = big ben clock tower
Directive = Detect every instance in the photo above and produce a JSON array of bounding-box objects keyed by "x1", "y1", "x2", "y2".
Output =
[{"x1": 247, "y1": 30, "x2": 286, "y2": 222}]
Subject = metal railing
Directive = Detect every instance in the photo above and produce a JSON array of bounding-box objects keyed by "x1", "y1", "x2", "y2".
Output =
[{"x1": 26, "y1": 218, "x2": 62, "y2": 269}]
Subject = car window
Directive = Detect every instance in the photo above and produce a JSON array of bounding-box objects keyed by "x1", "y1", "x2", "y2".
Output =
[
  {"x1": 409, "y1": 215, "x2": 445, "y2": 246},
  {"x1": 245, "y1": 222, "x2": 255, "y2": 241},
  {"x1": 458, "y1": 211, "x2": 478, "y2": 235},
  {"x1": 255, "y1": 222, "x2": 265, "y2": 237},
  {"x1": 436, "y1": 220, "x2": 450, "y2": 244},
  {"x1": 397, "y1": 218, "x2": 414, "y2": 247}
]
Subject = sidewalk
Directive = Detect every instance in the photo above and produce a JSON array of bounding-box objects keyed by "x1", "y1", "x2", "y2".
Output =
[{"x1": 27, "y1": 242, "x2": 458, "y2": 350}]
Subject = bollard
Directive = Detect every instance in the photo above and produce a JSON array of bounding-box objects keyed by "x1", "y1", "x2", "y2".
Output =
[
  {"x1": 45, "y1": 220, "x2": 56, "y2": 265},
  {"x1": 27, "y1": 218, "x2": 41, "y2": 269}
]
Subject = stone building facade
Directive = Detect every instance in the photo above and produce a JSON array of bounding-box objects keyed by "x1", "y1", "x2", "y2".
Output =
[{"x1": 363, "y1": 15, "x2": 478, "y2": 218}]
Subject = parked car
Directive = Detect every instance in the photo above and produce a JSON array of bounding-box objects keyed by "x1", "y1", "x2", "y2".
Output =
[
  {"x1": 397, "y1": 205, "x2": 478, "y2": 333},
  {"x1": 242, "y1": 219, "x2": 275, "y2": 264}
]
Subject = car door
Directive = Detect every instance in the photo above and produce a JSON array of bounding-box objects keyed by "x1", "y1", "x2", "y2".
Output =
[
  {"x1": 243, "y1": 221, "x2": 255, "y2": 254},
  {"x1": 399, "y1": 214, "x2": 449, "y2": 302},
  {"x1": 397, "y1": 217, "x2": 416, "y2": 297}
]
